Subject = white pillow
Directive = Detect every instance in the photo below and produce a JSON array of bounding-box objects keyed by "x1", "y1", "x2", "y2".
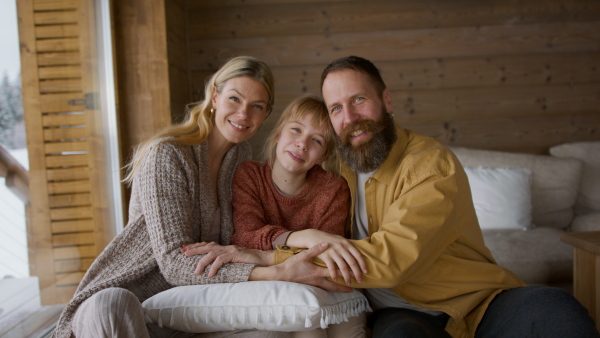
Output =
[
  {"x1": 142, "y1": 281, "x2": 371, "y2": 333},
  {"x1": 464, "y1": 166, "x2": 533, "y2": 230}
]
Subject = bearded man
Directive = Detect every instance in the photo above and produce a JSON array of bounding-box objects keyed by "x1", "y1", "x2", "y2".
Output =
[{"x1": 311, "y1": 56, "x2": 597, "y2": 338}]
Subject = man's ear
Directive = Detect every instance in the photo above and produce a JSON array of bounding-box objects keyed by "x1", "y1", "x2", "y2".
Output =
[{"x1": 383, "y1": 88, "x2": 393, "y2": 114}]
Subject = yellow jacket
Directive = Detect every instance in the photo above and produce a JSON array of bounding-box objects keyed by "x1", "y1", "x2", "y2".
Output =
[{"x1": 276, "y1": 126, "x2": 525, "y2": 338}]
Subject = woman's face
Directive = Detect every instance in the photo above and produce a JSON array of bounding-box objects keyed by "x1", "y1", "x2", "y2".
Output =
[
  {"x1": 211, "y1": 76, "x2": 270, "y2": 145},
  {"x1": 273, "y1": 112, "x2": 328, "y2": 175}
]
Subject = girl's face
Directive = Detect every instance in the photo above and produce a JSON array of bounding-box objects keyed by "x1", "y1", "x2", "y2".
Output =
[
  {"x1": 211, "y1": 76, "x2": 270, "y2": 145},
  {"x1": 273, "y1": 112, "x2": 328, "y2": 175}
]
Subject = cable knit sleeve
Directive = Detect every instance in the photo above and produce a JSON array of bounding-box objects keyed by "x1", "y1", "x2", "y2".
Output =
[{"x1": 138, "y1": 142, "x2": 254, "y2": 286}]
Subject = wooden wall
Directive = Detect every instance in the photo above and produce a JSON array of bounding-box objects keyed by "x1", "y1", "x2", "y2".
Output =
[
  {"x1": 165, "y1": 0, "x2": 191, "y2": 123},
  {"x1": 181, "y1": 0, "x2": 600, "y2": 156}
]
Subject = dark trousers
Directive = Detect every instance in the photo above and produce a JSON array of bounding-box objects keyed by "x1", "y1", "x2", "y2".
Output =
[{"x1": 369, "y1": 286, "x2": 600, "y2": 338}]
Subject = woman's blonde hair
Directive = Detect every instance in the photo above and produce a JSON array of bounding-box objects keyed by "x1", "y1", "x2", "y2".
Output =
[
  {"x1": 262, "y1": 94, "x2": 340, "y2": 174},
  {"x1": 123, "y1": 56, "x2": 275, "y2": 184}
]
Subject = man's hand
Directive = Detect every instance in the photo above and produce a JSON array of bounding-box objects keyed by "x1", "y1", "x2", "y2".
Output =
[
  {"x1": 181, "y1": 242, "x2": 274, "y2": 277},
  {"x1": 287, "y1": 229, "x2": 367, "y2": 285},
  {"x1": 250, "y1": 243, "x2": 353, "y2": 293}
]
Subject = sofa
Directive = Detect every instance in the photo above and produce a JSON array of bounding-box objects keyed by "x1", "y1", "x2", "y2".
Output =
[{"x1": 449, "y1": 141, "x2": 600, "y2": 288}]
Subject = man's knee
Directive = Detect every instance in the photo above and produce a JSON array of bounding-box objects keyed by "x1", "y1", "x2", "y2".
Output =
[
  {"x1": 479, "y1": 286, "x2": 599, "y2": 338},
  {"x1": 370, "y1": 308, "x2": 450, "y2": 338}
]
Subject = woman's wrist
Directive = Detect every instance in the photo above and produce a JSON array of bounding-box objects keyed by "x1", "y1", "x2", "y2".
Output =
[{"x1": 249, "y1": 265, "x2": 280, "y2": 281}]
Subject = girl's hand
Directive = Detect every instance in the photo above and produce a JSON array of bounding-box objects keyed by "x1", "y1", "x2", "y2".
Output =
[
  {"x1": 181, "y1": 242, "x2": 274, "y2": 277},
  {"x1": 286, "y1": 229, "x2": 367, "y2": 285}
]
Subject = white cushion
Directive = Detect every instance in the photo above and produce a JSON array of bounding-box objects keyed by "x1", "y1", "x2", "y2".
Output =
[
  {"x1": 550, "y1": 141, "x2": 600, "y2": 214},
  {"x1": 142, "y1": 281, "x2": 371, "y2": 333},
  {"x1": 570, "y1": 212, "x2": 600, "y2": 232},
  {"x1": 452, "y1": 147, "x2": 581, "y2": 229},
  {"x1": 464, "y1": 166, "x2": 533, "y2": 230}
]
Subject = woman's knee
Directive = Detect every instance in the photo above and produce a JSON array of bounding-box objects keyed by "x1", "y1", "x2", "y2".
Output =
[{"x1": 73, "y1": 288, "x2": 146, "y2": 336}]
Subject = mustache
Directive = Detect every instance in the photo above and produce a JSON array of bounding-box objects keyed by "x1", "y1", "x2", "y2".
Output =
[{"x1": 337, "y1": 119, "x2": 386, "y2": 146}]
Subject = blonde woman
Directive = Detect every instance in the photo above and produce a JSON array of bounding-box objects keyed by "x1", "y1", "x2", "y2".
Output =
[{"x1": 52, "y1": 56, "x2": 290, "y2": 337}]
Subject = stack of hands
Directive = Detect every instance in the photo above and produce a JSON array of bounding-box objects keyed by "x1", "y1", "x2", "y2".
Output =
[{"x1": 180, "y1": 229, "x2": 367, "y2": 293}]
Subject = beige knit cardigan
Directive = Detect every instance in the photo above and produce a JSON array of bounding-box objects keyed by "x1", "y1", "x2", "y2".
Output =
[{"x1": 52, "y1": 141, "x2": 256, "y2": 337}]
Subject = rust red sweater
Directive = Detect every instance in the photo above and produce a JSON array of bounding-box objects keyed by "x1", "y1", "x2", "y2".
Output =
[{"x1": 231, "y1": 161, "x2": 350, "y2": 251}]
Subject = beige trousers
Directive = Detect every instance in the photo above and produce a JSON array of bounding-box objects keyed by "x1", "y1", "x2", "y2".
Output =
[{"x1": 71, "y1": 288, "x2": 367, "y2": 338}]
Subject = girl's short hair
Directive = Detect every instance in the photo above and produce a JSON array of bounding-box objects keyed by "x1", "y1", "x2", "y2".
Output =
[{"x1": 262, "y1": 94, "x2": 339, "y2": 173}]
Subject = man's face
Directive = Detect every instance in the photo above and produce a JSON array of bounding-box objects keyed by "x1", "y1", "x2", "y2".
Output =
[
  {"x1": 322, "y1": 69, "x2": 397, "y2": 173},
  {"x1": 322, "y1": 69, "x2": 392, "y2": 145}
]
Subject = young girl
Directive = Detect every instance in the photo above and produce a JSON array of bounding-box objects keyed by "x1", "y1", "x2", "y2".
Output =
[{"x1": 231, "y1": 95, "x2": 368, "y2": 337}]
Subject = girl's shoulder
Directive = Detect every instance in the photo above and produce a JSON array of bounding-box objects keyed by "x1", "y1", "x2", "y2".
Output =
[{"x1": 234, "y1": 160, "x2": 268, "y2": 181}]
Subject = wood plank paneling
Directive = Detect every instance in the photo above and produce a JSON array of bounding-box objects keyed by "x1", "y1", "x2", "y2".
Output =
[
  {"x1": 33, "y1": 0, "x2": 77, "y2": 11},
  {"x1": 48, "y1": 193, "x2": 92, "y2": 208},
  {"x1": 45, "y1": 154, "x2": 88, "y2": 168},
  {"x1": 188, "y1": 0, "x2": 600, "y2": 39},
  {"x1": 54, "y1": 271, "x2": 85, "y2": 286},
  {"x1": 52, "y1": 233, "x2": 94, "y2": 247},
  {"x1": 52, "y1": 219, "x2": 94, "y2": 233},
  {"x1": 53, "y1": 245, "x2": 96, "y2": 260},
  {"x1": 49, "y1": 206, "x2": 93, "y2": 221},
  {"x1": 34, "y1": 10, "x2": 78, "y2": 25},
  {"x1": 35, "y1": 24, "x2": 78, "y2": 39},
  {"x1": 166, "y1": 0, "x2": 191, "y2": 123},
  {"x1": 393, "y1": 83, "x2": 600, "y2": 124},
  {"x1": 188, "y1": 21, "x2": 600, "y2": 69},
  {"x1": 46, "y1": 167, "x2": 89, "y2": 181},
  {"x1": 39, "y1": 79, "x2": 83, "y2": 93},
  {"x1": 43, "y1": 127, "x2": 87, "y2": 142},
  {"x1": 38, "y1": 65, "x2": 81, "y2": 79},
  {"x1": 44, "y1": 140, "x2": 87, "y2": 154},
  {"x1": 39, "y1": 92, "x2": 84, "y2": 113},
  {"x1": 191, "y1": 51, "x2": 600, "y2": 98},
  {"x1": 47, "y1": 180, "x2": 91, "y2": 195},
  {"x1": 405, "y1": 113, "x2": 599, "y2": 153},
  {"x1": 36, "y1": 38, "x2": 79, "y2": 53},
  {"x1": 183, "y1": 0, "x2": 600, "y2": 157},
  {"x1": 54, "y1": 257, "x2": 94, "y2": 273},
  {"x1": 42, "y1": 113, "x2": 86, "y2": 127},
  {"x1": 37, "y1": 52, "x2": 80, "y2": 66}
]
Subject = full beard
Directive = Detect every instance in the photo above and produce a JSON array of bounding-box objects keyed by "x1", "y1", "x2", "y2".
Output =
[{"x1": 335, "y1": 111, "x2": 397, "y2": 173}]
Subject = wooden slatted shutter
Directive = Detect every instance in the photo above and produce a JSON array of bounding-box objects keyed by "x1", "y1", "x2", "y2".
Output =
[{"x1": 17, "y1": 0, "x2": 114, "y2": 305}]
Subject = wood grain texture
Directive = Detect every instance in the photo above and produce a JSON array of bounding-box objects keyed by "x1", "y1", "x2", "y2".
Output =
[
  {"x1": 17, "y1": 0, "x2": 58, "y2": 305},
  {"x1": 188, "y1": 21, "x2": 600, "y2": 69},
  {"x1": 188, "y1": 0, "x2": 600, "y2": 39},
  {"x1": 180, "y1": 0, "x2": 600, "y2": 157},
  {"x1": 561, "y1": 231, "x2": 600, "y2": 330}
]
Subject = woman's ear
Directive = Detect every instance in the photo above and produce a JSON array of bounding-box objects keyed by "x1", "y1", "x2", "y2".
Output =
[{"x1": 211, "y1": 90, "x2": 218, "y2": 107}]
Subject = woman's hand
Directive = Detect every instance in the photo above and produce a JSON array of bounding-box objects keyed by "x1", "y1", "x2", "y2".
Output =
[
  {"x1": 286, "y1": 229, "x2": 367, "y2": 285},
  {"x1": 181, "y1": 242, "x2": 274, "y2": 277}
]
